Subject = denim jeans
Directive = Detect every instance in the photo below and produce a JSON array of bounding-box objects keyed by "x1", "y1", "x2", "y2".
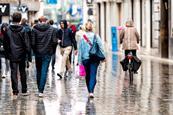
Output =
[
  {"x1": 10, "y1": 59, "x2": 27, "y2": 94},
  {"x1": 82, "y1": 59, "x2": 100, "y2": 93},
  {"x1": 35, "y1": 55, "x2": 51, "y2": 93},
  {"x1": 51, "y1": 53, "x2": 56, "y2": 69}
]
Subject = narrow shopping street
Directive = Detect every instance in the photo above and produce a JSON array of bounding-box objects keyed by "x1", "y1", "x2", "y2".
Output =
[{"x1": 0, "y1": 49, "x2": 173, "y2": 115}]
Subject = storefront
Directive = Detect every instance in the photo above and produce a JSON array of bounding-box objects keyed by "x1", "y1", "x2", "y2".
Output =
[
  {"x1": 0, "y1": 3, "x2": 10, "y2": 23},
  {"x1": 0, "y1": 0, "x2": 40, "y2": 24}
]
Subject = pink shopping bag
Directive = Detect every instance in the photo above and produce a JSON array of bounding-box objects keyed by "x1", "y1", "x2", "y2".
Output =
[{"x1": 79, "y1": 64, "x2": 86, "y2": 77}]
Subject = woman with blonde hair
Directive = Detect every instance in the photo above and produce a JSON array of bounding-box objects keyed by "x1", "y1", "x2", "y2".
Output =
[{"x1": 78, "y1": 20, "x2": 105, "y2": 98}]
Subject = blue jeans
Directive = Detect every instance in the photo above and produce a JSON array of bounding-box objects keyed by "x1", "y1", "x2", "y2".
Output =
[
  {"x1": 51, "y1": 54, "x2": 56, "y2": 69},
  {"x1": 35, "y1": 55, "x2": 51, "y2": 93},
  {"x1": 82, "y1": 59, "x2": 100, "y2": 93}
]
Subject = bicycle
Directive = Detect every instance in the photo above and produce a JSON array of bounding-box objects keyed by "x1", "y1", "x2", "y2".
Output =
[
  {"x1": 120, "y1": 52, "x2": 141, "y2": 84},
  {"x1": 126, "y1": 53, "x2": 134, "y2": 84}
]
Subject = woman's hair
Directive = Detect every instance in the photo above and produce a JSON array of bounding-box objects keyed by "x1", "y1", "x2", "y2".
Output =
[
  {"x1": 21, "y1": 18, "x2": 28, "y2": 25},
  {"x1": 85, "y1": 21, "x2": 93, "y2": 32}
]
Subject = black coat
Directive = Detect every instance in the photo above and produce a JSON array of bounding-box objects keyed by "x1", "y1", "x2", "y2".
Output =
[
  {"x1": 3, "y1": 24, "x2": 30, "y2": 62},
  {"x1": 58, "y1": 28, "x2": 77, "y2": 50},
  {"x1": 31, "y1": 23, "x2": 57, "y2": 55}
]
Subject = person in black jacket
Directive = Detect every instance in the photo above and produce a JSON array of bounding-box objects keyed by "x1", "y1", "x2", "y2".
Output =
[
  {"x1": 0, "y1": 23, "x2": 10, "y2": 78},
  {"x1": 2, "y1": 12, "x2": 31, "y2": 97},
  {"x1": 57, "y1": 20, "x2": 77, "y2": 79},
  {"x1": 47, "y1": 19, "x2": 58, "y2": 70},
  {"x1": 31, "y1": 16, "x2": 57, "y2": 97},
  {"x1": 21, "y1": 18, "x2": 32, "y2": 68}
]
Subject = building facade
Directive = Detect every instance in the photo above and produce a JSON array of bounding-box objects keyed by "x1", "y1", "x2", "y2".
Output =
[
  {"x1": 95, "y1": 0, "x2": 173, "y2": 59},
  {"x1": 0, "y1": 0, "x2": 40, "y2": 24}
]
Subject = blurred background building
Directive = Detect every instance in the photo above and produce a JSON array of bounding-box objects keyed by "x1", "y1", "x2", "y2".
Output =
[
  {"x1": 38, "y1": 0, "x2": 84, "y2": 25},
  {"x1": 95, "y1": 0, "x2": 173, "y2": 59},
  {"x1": 0, "y1": 0, "x2": 40, "y2": 24}
]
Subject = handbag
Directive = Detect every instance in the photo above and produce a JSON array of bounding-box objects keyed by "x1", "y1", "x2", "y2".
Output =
[
  {"x1": 79, "y1": 64, "x2": 86, "y2": 77},
  {"x1": 83, "y1": 34, "x2": 105, "y2": 61}
]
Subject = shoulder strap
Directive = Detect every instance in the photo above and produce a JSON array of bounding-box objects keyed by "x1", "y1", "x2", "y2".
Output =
[{"x1": 83, "y1": 34, "x2": 92, "y2": 46}]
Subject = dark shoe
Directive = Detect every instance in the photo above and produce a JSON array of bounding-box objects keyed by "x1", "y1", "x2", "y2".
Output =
[
  {"x1": 21, "y1": 91, "x2": 30, "y2": 96},
  {"x1": 26, "y1": 61, "x2": 29, "y2": 68},
  {"x1": 134, "y1": 71, "x2": 138, "y2": 74},
  {"x1": 57, "y1": 73, "x2": 62, "y2": 79},
  {"x1": 13, "y1": 92, "x2": 18, "y2": 95}
]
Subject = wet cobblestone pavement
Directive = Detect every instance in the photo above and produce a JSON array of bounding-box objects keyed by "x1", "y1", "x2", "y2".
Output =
[{"x1": 1, "y1": 51, "x2": 173, "y2": 115}]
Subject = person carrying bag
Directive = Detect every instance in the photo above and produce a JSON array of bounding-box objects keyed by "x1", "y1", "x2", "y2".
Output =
[{"x1": 78, "y1": 20, "x2": 106, "y2": 98}]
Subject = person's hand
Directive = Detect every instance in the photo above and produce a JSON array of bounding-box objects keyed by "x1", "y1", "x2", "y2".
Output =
[
  {"x1": 58, "y1": 40, "x2": 61, "y2": 43},
  {"x1": 137, "y1": 44, "x2": 140, "y2": 50},
  {"x1": 74, "y1": 50, "x2": 78, "y2": 55},
  {"x1": 119, "y1": 44, "x2": 123, "y2": 52}
]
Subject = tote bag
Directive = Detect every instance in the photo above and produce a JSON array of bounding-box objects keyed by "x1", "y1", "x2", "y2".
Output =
[
  {"x1": 83, "y1": 34, "x2": 105, "y2": 61},
  {"x1": 79, "y1": 64, "x2": 86, "y2": 77}
]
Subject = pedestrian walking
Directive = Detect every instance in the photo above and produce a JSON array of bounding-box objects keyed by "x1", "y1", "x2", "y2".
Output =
[
  {"x1": 31, "y1": 16, "x2": 57, "y2": 97},
  {"x1": 20, "y1": 18, "x2": 32, "y2": 68},
  {"x1": 57, "y1": 20, "x2": 77, "y2": 79},
  {"x1": 75, "y1": 25, "x2": 85, "y2": 47},
  {"x1": 0, "y1": 23, "x2": 10, "y2": 78},
  {"x1": 2, "y1": 12, "x2": 31, "y2": 97},
  {"x1": 78, "y1": 21, "x2": 106, "y2": 98},
  {"x1": 47, "y1": 19, "x2": 58, "y2": 70},
  {"x1": 67, "y1": 21, "x2": 77, "y2": 71}
]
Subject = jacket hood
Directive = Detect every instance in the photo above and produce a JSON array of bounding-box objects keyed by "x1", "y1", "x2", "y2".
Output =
[
  {"x1": 9, "y1": 24, "x2": 23, "y2": 32},
  {"x1": 60, "y1": 20, "x2": 68, "y2": 29},
  {"x1": 126, "y1": 21, "x2": 134, "y2": 27},
  {"x1": 34, "y1": 24, "x2": 50, "y2": 32}
]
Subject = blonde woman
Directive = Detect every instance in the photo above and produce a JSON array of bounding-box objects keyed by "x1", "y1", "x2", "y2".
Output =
[{"x1": 78, "y1": 21, "x2": 105, "y2": 98}]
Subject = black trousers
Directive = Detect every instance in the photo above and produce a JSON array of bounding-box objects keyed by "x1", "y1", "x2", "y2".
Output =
[{"x1": 10, "y1": 59, "x2": 27, "y2": 94}]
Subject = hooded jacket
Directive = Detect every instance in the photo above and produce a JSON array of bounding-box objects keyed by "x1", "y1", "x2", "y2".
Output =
[
  {"x1": 120, "y1": 21, "x2": 140, "y2": 50},
  {"x1": 3, "y1": 24, "x2": 30, "y2": 61},
  {"x1": 58, "y1": 20, "x2": 77, "y2": 50},
  {"x1": 31, "y1": 23, "x2": 57, "y2": 55}
]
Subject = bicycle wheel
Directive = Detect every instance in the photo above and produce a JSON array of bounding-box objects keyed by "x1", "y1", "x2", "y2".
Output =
[{"x1": 129, "y1": 69, "x2": 133, "y2": 84}]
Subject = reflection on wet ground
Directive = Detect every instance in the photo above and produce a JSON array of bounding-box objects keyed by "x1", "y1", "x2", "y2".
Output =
[{"x1": 1, "y1": 53, "x2": 173, "y2": 115}]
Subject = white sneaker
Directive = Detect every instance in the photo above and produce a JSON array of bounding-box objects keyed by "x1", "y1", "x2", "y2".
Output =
[
  {"x1": 21, "y1": 91, "x2": 30, "y2": 96},
  {"x1": 1, "y1": 75, "x2": 6, "y2": 78},
  {"x1": 38, "y1": 93, "x2": 44, "y2": 97},
  {"x1": 89, "y1": 93, "x2": 94, "y2": 98},
  {"x1": 12, "y1": 94, "x2": 18, "y2": 100}
]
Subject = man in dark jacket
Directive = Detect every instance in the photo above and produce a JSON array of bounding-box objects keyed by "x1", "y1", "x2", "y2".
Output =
[
  {"x1": 2, "y1": 12, "x2": 30, "y2": 97},
  {"x1": 31, "y1": 16, "x2": 57, "y2": 97},
  {"x1": 57, "y1": 20, "x2": 77, "y2": 79},
  {"x1": 47, "y1": 19, "x2": 58, "y2": 70},
  {"x1": 21, "y1": 18, "x2": 32, "y2": 68}
]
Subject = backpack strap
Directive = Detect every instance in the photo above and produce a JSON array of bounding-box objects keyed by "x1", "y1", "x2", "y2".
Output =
[{"x1": 83, "y1": 34, "x2": 92, "y2": 46}]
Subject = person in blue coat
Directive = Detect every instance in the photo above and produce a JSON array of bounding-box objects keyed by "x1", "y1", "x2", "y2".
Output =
[{"x1": 78, "y1": 20, "x2": 106, "y2": 98}]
